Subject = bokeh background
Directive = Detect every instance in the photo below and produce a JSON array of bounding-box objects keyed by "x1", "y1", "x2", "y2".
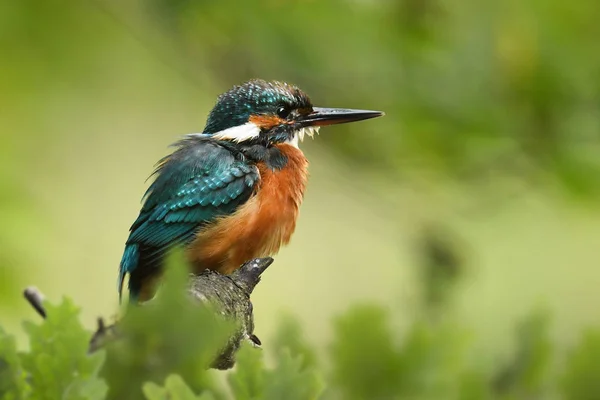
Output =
[{"x1": 2, "y1": 0, "x2": 600, "y2": 388}]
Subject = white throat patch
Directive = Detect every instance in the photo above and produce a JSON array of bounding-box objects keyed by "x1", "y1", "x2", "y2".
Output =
[
  {"x1": 285, "y1": 126, "x2": 320, "y2": 148},
  {"x1": 211, "y1": 122, "x2": 320, "y2": 148},
  {"x1": 211, "y1": 122, "x2": 261, "y2": 142}
]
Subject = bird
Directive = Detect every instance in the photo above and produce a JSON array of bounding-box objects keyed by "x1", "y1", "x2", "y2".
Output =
[{"x1": 118, "y1": 79, "x2": 384, "y2": 302}]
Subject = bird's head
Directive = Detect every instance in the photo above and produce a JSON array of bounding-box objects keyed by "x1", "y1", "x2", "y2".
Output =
[{"x1": 203, "y1": 79, "x2": 384, "y2": 148}]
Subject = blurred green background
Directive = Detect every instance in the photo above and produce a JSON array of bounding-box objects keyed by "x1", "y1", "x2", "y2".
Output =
[{"x1": 2, "y1": 0, "x2": 600, "y2": 374}]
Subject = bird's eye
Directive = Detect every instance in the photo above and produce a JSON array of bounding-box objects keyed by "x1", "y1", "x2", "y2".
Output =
[{"x1": 277, "y1": 106, "x2": 291, "y2": 119}]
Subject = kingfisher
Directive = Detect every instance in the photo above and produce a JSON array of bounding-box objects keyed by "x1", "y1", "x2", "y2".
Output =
[{"x1": 118, "y1": 79, "x2": 384, "y2": 302}]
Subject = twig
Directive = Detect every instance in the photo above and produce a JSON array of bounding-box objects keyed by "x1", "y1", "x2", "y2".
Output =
[
  {"x1": 88, "y1": 317, "x2": 121, "y2": 355},
  {"x1": 23, "y1": 286, "x2": 46, "y2": 319}
]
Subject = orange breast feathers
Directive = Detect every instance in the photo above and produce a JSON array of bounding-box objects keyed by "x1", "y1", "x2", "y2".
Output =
[{"x1": 188, "y1": 144, "x2": 309, "y2": 274}]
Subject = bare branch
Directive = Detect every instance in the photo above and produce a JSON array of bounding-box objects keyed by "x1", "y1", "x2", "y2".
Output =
[{"x1": 23, "y1": 286, "x2": 46, "y2": 319}]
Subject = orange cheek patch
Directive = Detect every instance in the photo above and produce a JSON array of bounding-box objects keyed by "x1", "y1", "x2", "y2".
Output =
[{"x1": 249, "y1": 115, "x2": 288, "y2": 130}]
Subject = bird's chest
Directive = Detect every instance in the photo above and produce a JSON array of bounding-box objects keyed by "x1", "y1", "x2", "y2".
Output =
[
  {"x1": 189, "y1": 144, "x2": 308, "y2": 273},
  {"x1": 251, "y1": 146, "x2": 309, "y2": 248}
]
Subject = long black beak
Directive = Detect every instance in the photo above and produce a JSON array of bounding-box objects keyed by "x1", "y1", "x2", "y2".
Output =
[{"x1": 299, "y1": 107, "x2": 384, "y2": 127}]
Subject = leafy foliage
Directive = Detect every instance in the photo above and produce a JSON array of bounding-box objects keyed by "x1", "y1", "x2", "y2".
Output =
[
  {"x1": 143, "y1": 375, "x2": 215, "y2": 400},
  {"x1": 330, "y1": 304, "x2": 467, "y2": 399},
  {"x1": 1, "y1": 253, "x2": 599, "y2": 400},
  {"x1": 229, "y1": 344, "x2": 323, "y2": 400},
  {"x1": 0, "y1": 298, "x2": 107, "y2": 400},
  {"x1": 561, "y1": 329, "x2": 600, "y2": 400},
  {"x1": 270, "y1": 313, "x2": 318, "y2": 371},
  {"x1": 0, "y1": 327, "x2": 30, "y2": 399}
]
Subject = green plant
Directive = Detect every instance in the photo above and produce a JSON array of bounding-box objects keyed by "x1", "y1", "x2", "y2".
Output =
[{"x1": 2, "y1": 255, "x2": 600, "y2": 400}]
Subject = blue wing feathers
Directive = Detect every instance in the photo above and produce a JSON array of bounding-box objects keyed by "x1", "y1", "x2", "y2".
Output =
[
  {"x1": 118, "y1": 137, "x2": 259, "y2": 299},
  {"x1": 118, "y1": 244, "x2": 139, "y2": 297}
]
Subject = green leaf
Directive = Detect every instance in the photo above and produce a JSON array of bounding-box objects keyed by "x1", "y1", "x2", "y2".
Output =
[
  {"x1": 330, "y1": 304, "x2": 467, "y2": 399},
  {"x1": 63, "y1": 374, "x2": 108, "y2": 400},
  {"x1": 330, "y1": 304, "x2": 402, "y2": 400},
  {"x1": 271, "y1": 313, "x2": 318, "y2": 370},
  {"x1": 263, "y1": 349, "x2": 323, "y2": 400},
  {"x1": 141, "y1": 382, "x2": 166, "y2": 400},
  {"x1": 19, "y1": 298, "x2": 106, "y2": 400},
  {"x1": 229, "y1": 342, "x2": 323, "y2": 400},
  {"x1": 143, "y1": 375, "x2": 215, "y2": 400},
  {"x1": 227, "y1": 343, "x2": 265, "y2": 400},
  {"x1": 0, "y1": 327, "x2": 31, "y2": 400},
  {"x1": 458, "y1": 370, "x2": 491, "y2": 400},
  {"x1": 562, "y1": 328, "x2": 600, "y2": 400},
  {"x1": 394, "y1": 321, "x2": 467, "y2": 398}
]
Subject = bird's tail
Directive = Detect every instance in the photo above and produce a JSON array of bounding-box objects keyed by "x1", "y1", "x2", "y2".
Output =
[{"x1": 118, "y1": 244, "x2": 139, "y2": 303}]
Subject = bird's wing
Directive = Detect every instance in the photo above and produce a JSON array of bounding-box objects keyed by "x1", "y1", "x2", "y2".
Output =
[{"x1": 118, "y1": 137, "x2": 259, "y2": 298}]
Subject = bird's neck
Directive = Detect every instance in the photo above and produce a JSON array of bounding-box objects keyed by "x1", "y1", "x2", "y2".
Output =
[{"x1": 237, "y1": 143, "x2": 304, "y2": 171}]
